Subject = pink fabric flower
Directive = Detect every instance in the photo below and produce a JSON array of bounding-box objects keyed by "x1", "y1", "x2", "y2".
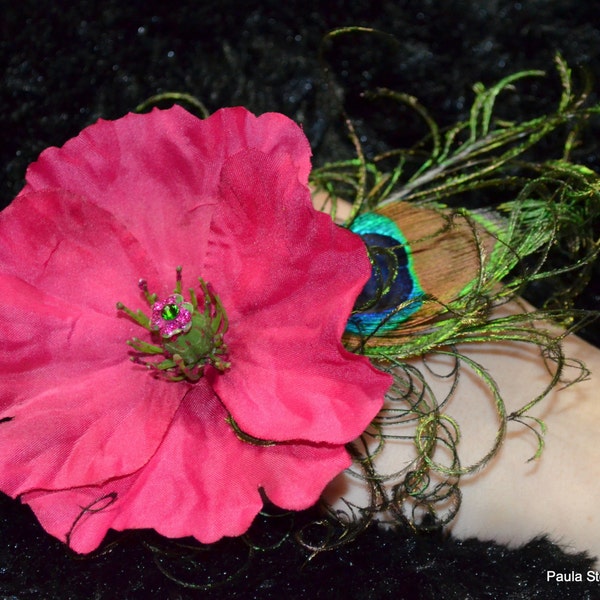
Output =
[{"x1": 0, "y1": 106, "x2": 391, "y2": 553}]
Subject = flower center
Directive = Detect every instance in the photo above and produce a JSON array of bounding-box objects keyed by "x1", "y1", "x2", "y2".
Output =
[
  {"x1": 116, "y1": 267, "x2": 231, "y2": 382},
  {"x1": 150, "y1": 293, "x2": 193, "y2": 338}
]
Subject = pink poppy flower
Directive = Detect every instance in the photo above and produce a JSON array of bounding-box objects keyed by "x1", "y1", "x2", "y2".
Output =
[{"x1": 0, "y1": 106, "x2": 391, "y2": 553}]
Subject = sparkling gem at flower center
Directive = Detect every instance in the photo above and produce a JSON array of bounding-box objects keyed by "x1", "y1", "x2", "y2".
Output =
[
  {"x1": 116, "y1": 267, "x2": 231, "y2": 382},
  {"x1": 161, "y1": 303, "x2": 180, "y2": 321}
]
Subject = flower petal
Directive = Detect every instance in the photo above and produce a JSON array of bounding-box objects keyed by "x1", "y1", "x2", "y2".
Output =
[
  {"x1": 0, "y1": 190, "x2": 184, "y2": 494},
  {"x1": 205, "y1": 148, "x2": 391, "y2": 444},
  {"x1": 20, "y1": 384, "x2": 351, "y2": 553},
  {"x1": 0, "y1": 190, "x2": 163, "y2": 311},
  {"x1": 1, "y1": 273, "x2": 127, "y2": 395},
  {"x1": 21, "y1": 106, "x2": 312, "y2": 276},
  {"x1": 0, "y1": 187, "x2": 175, "y2": 400},
  {"x1": 0, "y1": 359, "x2": 183, "y2": 496}
]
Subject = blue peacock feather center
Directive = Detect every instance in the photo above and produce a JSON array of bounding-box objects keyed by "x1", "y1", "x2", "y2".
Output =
[{"x1": 346, "y1": 212, "x2": 423, "y2": 336}]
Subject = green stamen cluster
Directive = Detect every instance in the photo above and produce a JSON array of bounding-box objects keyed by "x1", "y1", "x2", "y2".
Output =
[{"x1": 116, "y1": 267, "x2": 230, "y2": 382}]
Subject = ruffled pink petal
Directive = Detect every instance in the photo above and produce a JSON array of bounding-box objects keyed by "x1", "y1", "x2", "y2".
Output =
[
  {"x1": 0, "y1": 359, "x2": 182, "y2": 496},
  {"x1": 205, "y1": 148, "x2": 391, "y2": 443},
  {"x1": 0, "y1": 273, "x2": 130, "y2": 397},
  {"x1": 20, "y1": 384, "x2": 351, "y2": 553},
  {"x1": 21, "y1": 107, "x2": 311, "y2": 275},
  {"x1": 0, "y1": 190, "x2": 184, "y2": 494},
  {"x1": 0, "y1": 190, "x2": 165, "y2": 311}
]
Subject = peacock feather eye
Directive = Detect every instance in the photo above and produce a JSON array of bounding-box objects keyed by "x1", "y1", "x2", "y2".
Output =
[
  {"x1": 344, "y1": 202, "x2": 495, "y2": 351},
  {"x1": 347, "y1": 212, "x2": 423, "y2": 335}
]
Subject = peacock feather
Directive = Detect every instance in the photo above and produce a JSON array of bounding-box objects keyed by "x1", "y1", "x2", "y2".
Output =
[
  {"x1": 309, "y1": 54, "x2": 600, "y2": 363},
  {"x1": 345, "y1": 211, "x2": 423, "y2": 336},
  {"x1": 345, "y1": 202, "x2": 499, "y2": 353},
  {"x1": 306, "y1": 53, "x2": 600, "y2": 540}
]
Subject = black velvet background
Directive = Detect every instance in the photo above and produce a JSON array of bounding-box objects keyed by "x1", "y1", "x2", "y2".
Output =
[{"x1": 2, "y1": 1, "x2": 600, "y2": 598}]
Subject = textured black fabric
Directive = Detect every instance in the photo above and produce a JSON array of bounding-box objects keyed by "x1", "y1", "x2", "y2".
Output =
[
  {"x1": 2, "y1": 2, "x2": 600, "y2": 598},
  {"x1": 0, "y1": 495, "x2": 597, "y2": 599}
]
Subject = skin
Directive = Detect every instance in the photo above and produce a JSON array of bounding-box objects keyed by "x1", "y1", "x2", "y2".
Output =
[
  {"x1": 446, "y1": 311, "x2": 600, "y2": 562},
  {"x1": 315, "y1": 192, "x2": 600, "y2": 564}
]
